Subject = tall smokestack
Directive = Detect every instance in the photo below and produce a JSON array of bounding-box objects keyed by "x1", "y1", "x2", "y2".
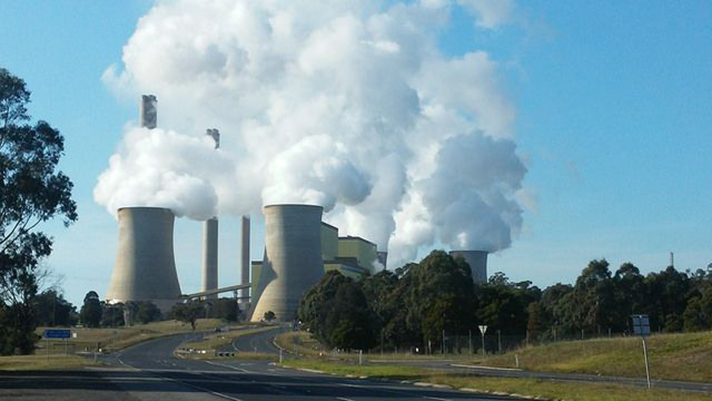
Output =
[
  {"x1": 449, "y1": 250, "x2": 488, "y2": 284},
  {"x1": 201, "y1": 129, "x2": 220, "y2": 298},
  {"x1": 670, "y1": 251, "x2": 674, "y2": 268},
  {"x1": 251, "y1": 204, "x2": 324, "y2": 322},
  {"x1": 240, "y1": 216, "x2": 250, "y2": 303},
  {"x1": 107, "y1": 207, "x2": 182, "y2": 312},
  {"x1": 139, "y1": 95, "x2": 157, "y2": 129}
]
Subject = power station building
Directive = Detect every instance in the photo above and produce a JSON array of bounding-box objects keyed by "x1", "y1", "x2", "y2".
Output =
[{"x1": 105, "y1": 94, "x2": 490, "y2": 321}]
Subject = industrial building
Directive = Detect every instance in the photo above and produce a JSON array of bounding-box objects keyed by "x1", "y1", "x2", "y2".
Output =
[{"x1": 105, "y1": 94, "x2": 490, "y2": 320}]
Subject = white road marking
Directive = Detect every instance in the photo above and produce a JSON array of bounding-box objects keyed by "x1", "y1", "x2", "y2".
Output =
[
  {"x1": 205, "y1": 360, "x2": 252, "y2": 373},
  {"x1": 424, "y1": 397, "x2": 452, "y2": 401},
  {"x1": 336, "y1": 397, "x2": 355, "y2": 401}
]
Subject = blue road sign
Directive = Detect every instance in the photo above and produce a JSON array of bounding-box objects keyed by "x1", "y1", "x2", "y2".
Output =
[
  {"x1": 43, "y1": 329, "x2": 71, "y2": 339},
  {"x1": 631, "y1": 314, "x2": 650, "y2": 337}
]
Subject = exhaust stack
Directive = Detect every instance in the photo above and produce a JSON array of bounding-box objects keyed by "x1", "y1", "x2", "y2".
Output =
[
  {"x1": 240, "y1": 216, "x2": 250, "y2": 304},
  {"x1": 201, "y1": 129, "x2": 220, "y2": 298},
  {"x1": 139, "y1": 95, "x2": 157, "y2": 129}
]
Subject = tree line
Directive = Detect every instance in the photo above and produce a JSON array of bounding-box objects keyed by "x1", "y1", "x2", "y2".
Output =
[{"x1": 298, "y1": 250, "x2": 712, "y2": 352}]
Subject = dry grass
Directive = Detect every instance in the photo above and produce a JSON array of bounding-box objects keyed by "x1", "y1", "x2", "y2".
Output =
[
  {"x1": 34, "y1": 318, "x2": 226, "y2": 355},
  {"x1": 484, "y1": 331, "x2": 712, "y2": 383},
  {"x1": 0, "y1": 354, "x2": 102, "y2": 371},
  {"x1": 282, "y1": 359, "x2": 710, "y2": 401}
]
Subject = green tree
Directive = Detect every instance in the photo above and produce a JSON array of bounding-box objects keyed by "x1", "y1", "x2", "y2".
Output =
[
  {"x1": 79, "y1": 291, "x2": 102, "y2": 328},
  {"x1": 0, "y1": 68, "x2": 77, "y2": 354},
  {"x1": 101, "y1": 302, "x2": 125, "y2": 327},
  {"x1": 210, "y1": 298, "x2": 239, "y2": 322},
  {"x1": 298, "y1": 270, "x2": 350, "y2": 341},
  {"x1": 34, "y1": 289, "x2": 76, "y2": 327},
  {"x1": 404, "y1": 250, "x2": 475, "y2": 348},
  {"x1": 325, "y1": 280, "x2": 374, "y2": 350},
  {"x1": 263, "y1": 310, "x2": 276, "y2": 322},
  {"x1": 170, "y1": 302, "x2": 203, "y2": 330},
  {"x1": 136, "y1": 301, "x2": 162, "y2": 324}
]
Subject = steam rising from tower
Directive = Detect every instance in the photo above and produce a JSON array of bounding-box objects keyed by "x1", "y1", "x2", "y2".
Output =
[{"x1": 106, "y1": 96, "x2": 182, "y2": 311}]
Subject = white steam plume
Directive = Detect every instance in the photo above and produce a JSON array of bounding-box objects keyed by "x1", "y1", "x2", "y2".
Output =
[
  {"x1": 94, "y1": 127, "x2": 239, "y2": 220},
  {"x1": 98, "y1": 0, "x2": 530, "y2": 267}
]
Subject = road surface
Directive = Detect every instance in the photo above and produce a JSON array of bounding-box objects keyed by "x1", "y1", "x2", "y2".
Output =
[{"x1": 0, "y1": 331, "x2": 517, "y2": 401}]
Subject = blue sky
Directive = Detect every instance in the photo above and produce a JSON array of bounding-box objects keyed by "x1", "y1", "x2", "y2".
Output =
[{"x1": 1, "y1": 1, "x2": 710, "y2": 306}]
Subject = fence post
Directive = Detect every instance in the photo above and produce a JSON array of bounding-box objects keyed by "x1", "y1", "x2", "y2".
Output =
[{"x1": 497, "y1": 330, "x2": 502, "y2": 353}]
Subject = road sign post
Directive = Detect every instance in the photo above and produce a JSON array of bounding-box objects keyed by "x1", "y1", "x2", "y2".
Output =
[
  {"x1": 478, "y1": 325, "x2": 488, "y2": 356},
  {"x1": 631, "y1": 314, "x2": 652, "y2": 389}
]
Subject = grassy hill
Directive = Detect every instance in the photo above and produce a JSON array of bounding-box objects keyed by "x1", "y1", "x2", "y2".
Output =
[{"x1": 484, "y1": 331, "x2": 712, "y2": 383}]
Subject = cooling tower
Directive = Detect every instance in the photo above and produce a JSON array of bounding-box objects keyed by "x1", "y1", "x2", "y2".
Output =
[
  {"x1": 251, "y1": 204, "x2": 324, "y2": 322},
  {"x1": 450, "y1": 250, "x2": 488, "y2": 284},
  {"x1": 240, "y1": 216, "x2": 250, "y2": 303},
  {"x1": 107, "y1": 207, "x2": 182, "y2": 312},
  {"x1": 201, "y1": 129, "x2": 220, "y2": 298}
]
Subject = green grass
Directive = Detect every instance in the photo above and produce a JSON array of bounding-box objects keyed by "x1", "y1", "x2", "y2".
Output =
[
  {"x1": 484, "y1": 331, "x2": 712, "y2": 383},
  {"x1": 282, "y1": 359, "x2": 709, "y2": 401}
]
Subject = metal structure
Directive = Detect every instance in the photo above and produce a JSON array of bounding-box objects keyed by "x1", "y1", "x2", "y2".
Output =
[
  {"x1": 250, "y1": 204, "x2": 324, "y2": 322},
  {"x1": 201, "y1": 129, "x2": 220, "y2": 298},
  {"x1": 183, "y1": 283, "x2": 251, "y2": 301},
  {"x1": 450, "y1": 250, "x2": 488, "y2": 284},
  {"x1": 106, "y1": 207, "x2": 182, "y2": 312},
  {"x1": 240, "y1": 216, "x2": 250, "y2": 303}
]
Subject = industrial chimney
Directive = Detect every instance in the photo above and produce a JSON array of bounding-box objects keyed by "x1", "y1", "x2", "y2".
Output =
[
  {"x1": 201, "y1": 129, "x2": 220, "y2": 298},
  {"x1": 251, "y1": 204, "x2": 324, "y2": 322},
  {"x1": 106, "y1": 207, "x2": 182, "y2": 312},
  {"x1": 449, "y1": 250, "x2": 488, "y2": 284},
  {"x1": 106, "y1": 95, "x2": 182, "y2": 312},
  {"x1": 240, "y1": 216, "x2": 250, "y2": 304},
  {"x1": 139, "y1": 95, "x2": 157, "y2": 129}
]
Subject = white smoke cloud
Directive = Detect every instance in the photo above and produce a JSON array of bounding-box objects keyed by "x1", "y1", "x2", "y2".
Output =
[
  {"x1": 98, "y1": 0, "x2": 528, "y2": 267},
  {"x1": 94, "y1": 127, "x2": 239, "y2": 220}
]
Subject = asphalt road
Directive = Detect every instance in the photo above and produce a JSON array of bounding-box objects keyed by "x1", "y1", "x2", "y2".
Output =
[
  {"x1": 0, "y1": 331, "x2": 517, "y2": 401},
  {"x1": 224, "y1": 326, "x2": 286, "y2": 354}
]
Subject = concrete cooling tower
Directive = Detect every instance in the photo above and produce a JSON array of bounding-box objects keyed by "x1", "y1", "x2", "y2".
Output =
[
  {"x1": 106, "y1": 207, "x2": 182, "y2": 312},
  {"x1": 251, "y1": 204, "x2": 324, "y2": 322},
  {"x1": 450, "y1": 250, "x2": 488, "y2": 284}
]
